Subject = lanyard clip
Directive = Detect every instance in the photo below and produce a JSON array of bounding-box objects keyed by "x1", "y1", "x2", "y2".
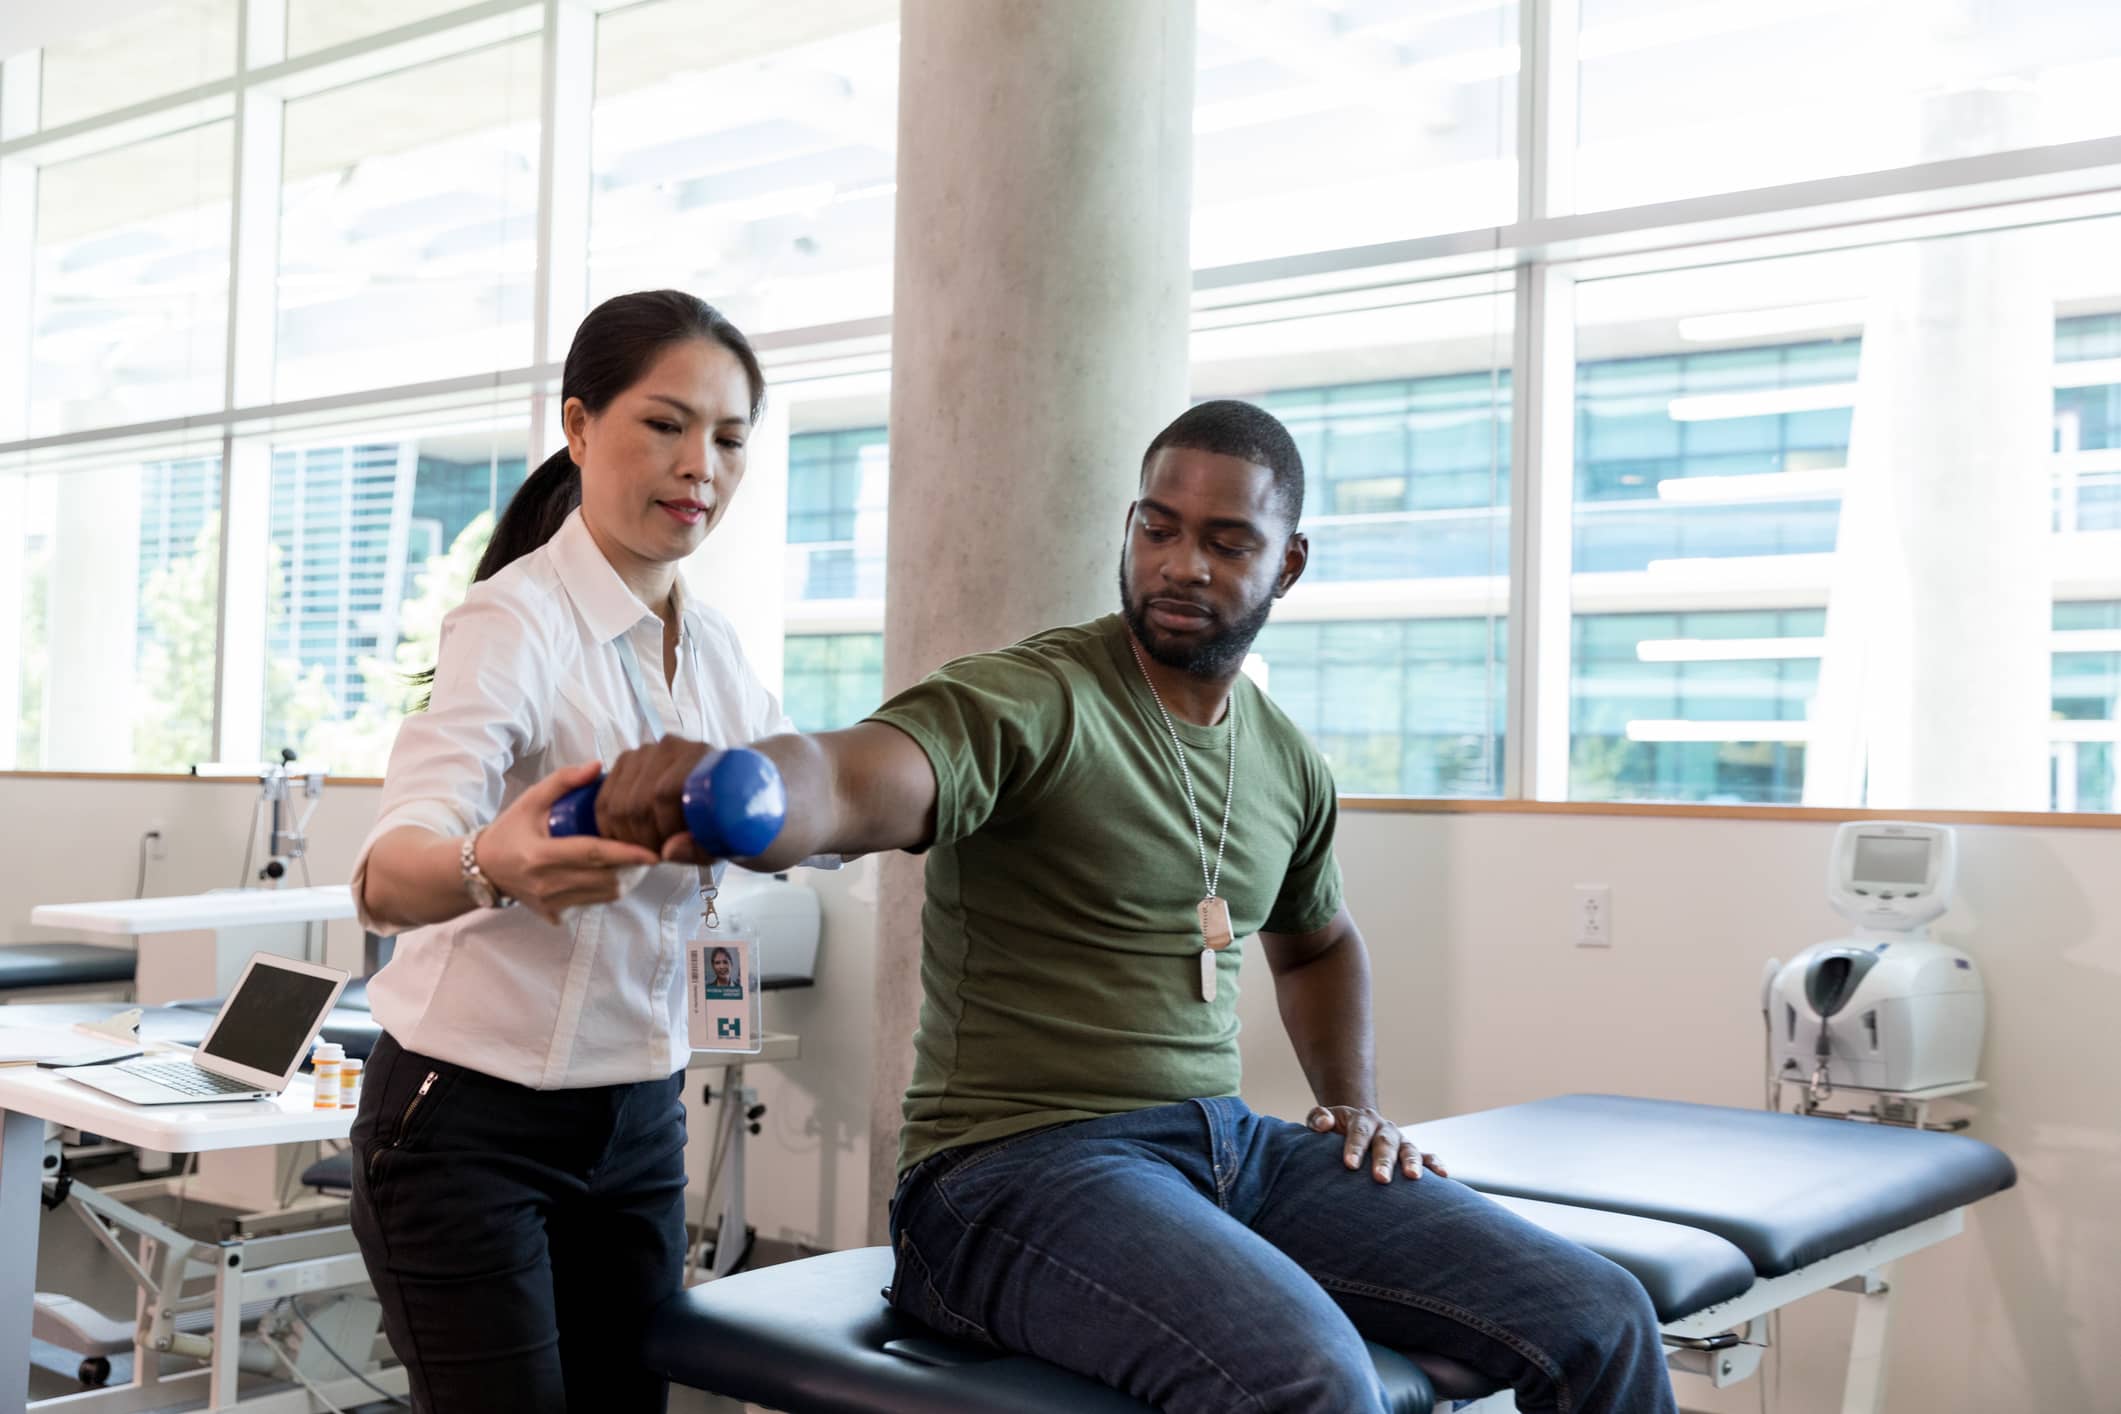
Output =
[{"x1": 701, "y1": 883, "x2": 720, "y2": 931}]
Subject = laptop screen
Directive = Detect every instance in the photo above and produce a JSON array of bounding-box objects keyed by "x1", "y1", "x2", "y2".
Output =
[{"x1": 200, "y1": 963, "x2": 341, "y2": 1075}]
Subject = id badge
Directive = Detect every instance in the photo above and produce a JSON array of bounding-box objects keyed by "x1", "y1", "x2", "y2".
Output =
[{"x1": 688, "y1": 931, "x2": 763, "y2": 1055}]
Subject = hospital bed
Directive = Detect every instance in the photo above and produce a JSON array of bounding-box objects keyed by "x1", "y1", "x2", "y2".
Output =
[{"x1": 643, "y1": 1093, "x2": 2016, "y2": 1414}]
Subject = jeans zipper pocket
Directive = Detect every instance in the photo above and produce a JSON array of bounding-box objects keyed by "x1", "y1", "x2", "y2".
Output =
[{"x1": 369, "y1": 1069, "x2": 439, "y2": 1181}]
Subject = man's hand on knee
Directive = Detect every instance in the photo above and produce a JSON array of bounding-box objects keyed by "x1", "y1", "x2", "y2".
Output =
[{"x1": 1306, "y1": 1105, "x2": 1448, "y2": 1184}]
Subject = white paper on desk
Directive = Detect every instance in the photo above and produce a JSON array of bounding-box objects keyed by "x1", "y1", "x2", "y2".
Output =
[
  {"x1": 77, "y1": 1008, "x2": 141, "y2": 1042},
  {"x1": 0, "y1": 1026, "x2": 142, "y2": 1067}
]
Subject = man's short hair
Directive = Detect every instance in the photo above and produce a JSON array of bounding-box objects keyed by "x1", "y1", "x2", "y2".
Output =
[{"x1": 1141, "y1": 400, "x2": 1305, "y2": 529}]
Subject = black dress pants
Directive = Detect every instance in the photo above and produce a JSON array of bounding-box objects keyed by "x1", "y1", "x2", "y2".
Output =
[{"x1": 349, "y1": 1031, "x2": 688, "y2": 1414}]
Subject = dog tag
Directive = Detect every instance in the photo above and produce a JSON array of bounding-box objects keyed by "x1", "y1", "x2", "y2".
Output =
[
  {"x1": 1198, "y1": 896, "x2": 1234, "y2": 952},
  {"x1": 1199, "y1": 948, "x2": 1218, "y2": 1003}
]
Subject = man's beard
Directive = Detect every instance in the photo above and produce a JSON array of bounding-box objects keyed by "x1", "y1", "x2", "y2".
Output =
[{"x1": 1117, "y1": 557, "x2": 1276, "y2": 679}]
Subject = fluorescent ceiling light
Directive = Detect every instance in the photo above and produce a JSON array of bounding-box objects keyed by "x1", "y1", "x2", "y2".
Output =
[
  {"x1": 1667, "y1": 383, "x2": 1858, "y2": 421},
  {"x1": 1625, "y1": 720, "x2": 1813, "y2": 743},
  {"x1": 1635, "y1": 637, "x2": 1826, "y2": 663},
  {"x1": 1656, "y1": 468, "x2": 1846, "y2": 503},
  {"x1": 1677, "y1": 300, "x2": 1867, "y2": 343}
]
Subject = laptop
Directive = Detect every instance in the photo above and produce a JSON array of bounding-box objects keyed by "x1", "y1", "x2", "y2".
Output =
[{"x1": 69, "y1": 953, "x2": 348, "y2": 1106}]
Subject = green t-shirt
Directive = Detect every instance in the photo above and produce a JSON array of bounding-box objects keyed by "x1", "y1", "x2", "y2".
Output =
[{"x1": 868, "y1": 614, "x2": 1344, "y2": 1174}]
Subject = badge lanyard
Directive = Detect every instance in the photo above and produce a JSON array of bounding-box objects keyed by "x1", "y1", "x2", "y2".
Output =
[
  {"x1": 613, "y1": 624, "x2": 725, "y2": 924},
  {"x1": 1128, "y1": 639, "x2": 1237, "y2": 1003},
  {"x1": 617, "y1": 623, "x2": 762, "y2": 1055}
]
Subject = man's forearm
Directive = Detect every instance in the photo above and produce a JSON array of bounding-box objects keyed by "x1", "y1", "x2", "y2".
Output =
[
  {"x1": 741, "y1": 731, "x2": 854, "y2": 870},
  {"x1": 737, "y1": 724, "x2": 936, "y2": 871},
  {"x1": 1273, "y1": 931, "x2": 1379, "y2": 1111}
]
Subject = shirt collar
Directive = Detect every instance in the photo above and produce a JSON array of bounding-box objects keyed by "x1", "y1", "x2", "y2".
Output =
[{"x1": 550, "y1": 507, "x2": 667, "y2": 645}]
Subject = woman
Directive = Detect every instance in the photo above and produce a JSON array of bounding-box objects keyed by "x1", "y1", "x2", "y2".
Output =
[{"x1": 349, "y1": 289, "x2": 784, "y2": 1413}]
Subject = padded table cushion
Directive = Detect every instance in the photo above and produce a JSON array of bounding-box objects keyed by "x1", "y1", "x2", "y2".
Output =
[
  {"x1": 303, "y1": 1150, "x2": 354, "y2": 1191},
  {"x1": 1483, "y1": 1192, "x2": 1753, "y2": 1321},
  {"x1": 644, "y1": 1246, "x2": 1440, "y2": 1414},
  {"x1": 1419, "y1": 1094, "x2": 2017, "y2": 1276},
  {"x1": 0, "y1": 943, "x2": 134, "y2": 989}
]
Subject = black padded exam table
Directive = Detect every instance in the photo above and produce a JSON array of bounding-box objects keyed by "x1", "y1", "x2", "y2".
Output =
[{"x1": 644, "y1": 1094, "x2": 2015, "y2": 1413}]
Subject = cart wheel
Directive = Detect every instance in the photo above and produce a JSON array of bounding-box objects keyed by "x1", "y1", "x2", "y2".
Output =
[{"x1": 78, "y1": 1356, "x2": 111, "y2": 1388}]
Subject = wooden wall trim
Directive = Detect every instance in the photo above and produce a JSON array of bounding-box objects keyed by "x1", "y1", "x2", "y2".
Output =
[{"x1": 4, "y1": 773, "x2": 2114, "y2": 830}]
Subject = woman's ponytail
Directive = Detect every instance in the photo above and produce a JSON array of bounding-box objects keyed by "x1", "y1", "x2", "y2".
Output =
[{"x1": 472, "y1": 448, "x2": 582, "y2": 584}]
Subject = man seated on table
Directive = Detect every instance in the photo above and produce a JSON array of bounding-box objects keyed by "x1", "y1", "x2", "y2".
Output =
[{"x1": 592, "y1": 400, "x2": 1675, "y2": 1414}]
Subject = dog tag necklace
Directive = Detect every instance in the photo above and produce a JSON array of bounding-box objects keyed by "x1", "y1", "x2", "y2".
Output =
[{"x1": 1130, "y1": 639, "x2": 1237, "y2": 1002}]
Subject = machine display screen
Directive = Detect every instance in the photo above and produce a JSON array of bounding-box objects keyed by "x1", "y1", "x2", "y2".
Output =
[{"x1": 1854, "y1": 835, "x2": 1930, "y2": 885}]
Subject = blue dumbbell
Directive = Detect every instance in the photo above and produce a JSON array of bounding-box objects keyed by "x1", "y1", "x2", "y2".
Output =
[{"x1": 547, "y1": 747, "x2": 787, "y2": 858}]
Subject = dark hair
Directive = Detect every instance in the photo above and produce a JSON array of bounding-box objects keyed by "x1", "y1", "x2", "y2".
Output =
[
  {"x1": 1140, "y1": 399, "x2": 1305, "y2": 529},
  {"x1": 412, "y1": 290, "x2": 764, "y2": 707}
]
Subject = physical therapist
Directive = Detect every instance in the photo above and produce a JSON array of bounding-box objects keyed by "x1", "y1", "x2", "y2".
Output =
[{"x1": 349, "y1": 289, "x2": 787, "y2": 1414}]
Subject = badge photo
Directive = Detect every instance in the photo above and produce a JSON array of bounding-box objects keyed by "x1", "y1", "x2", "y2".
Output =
[{"x1": 689, "y1": 933, "x2": 763, "y2": 1055}]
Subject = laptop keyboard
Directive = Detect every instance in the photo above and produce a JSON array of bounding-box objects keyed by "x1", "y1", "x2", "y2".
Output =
[{"x1": 118, "y1": 1059, "x2": 261, "y2": 1097}]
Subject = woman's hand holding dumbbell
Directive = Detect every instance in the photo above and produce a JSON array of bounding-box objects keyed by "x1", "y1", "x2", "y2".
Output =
[
  {"x1": 556, "y1": 738, "x2": 787, "y2": 865},
  {"x1": 478, "y1": 762, "x2": 662, "y2": 924}
]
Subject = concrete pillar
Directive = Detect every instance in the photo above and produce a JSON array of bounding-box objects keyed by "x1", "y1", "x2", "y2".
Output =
[{"x1": 868, "y1": 0, "x2": 1197, "y2": 1237}]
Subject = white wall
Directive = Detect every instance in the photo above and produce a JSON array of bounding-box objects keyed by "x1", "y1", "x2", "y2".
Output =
[{"x1": 4, "y1": 777, "x2": 2114, "y2": 1413}]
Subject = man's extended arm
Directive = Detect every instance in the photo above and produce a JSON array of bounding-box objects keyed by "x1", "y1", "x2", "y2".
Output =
[{"x1": 592, "y1": 722, "x2": 939, "y2": 871}]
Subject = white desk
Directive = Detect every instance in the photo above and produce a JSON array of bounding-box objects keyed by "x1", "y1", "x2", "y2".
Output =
[
  {"x1": 1, "y1": 1067, "x2": 349, "y2": 1414},
  {"x1": 30, "y1": 888, "x2": 354, "y2": 1005},
  {"x1": 3, "y1": 1030, "x2": 799, "y2": 1412},
  {"x1": 29, "y1": 889, "x2": 354, "y2": 939}
]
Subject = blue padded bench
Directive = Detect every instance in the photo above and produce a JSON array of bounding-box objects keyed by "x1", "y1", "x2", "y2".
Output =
[
  {"x1": 641, "y1": 1195, "x2": 1755, "y2": 1412},
  {"x1": 0, "y1": 942, "x2": 134, "y2": 997},
  {"x1": 643, "y1": 1095, "x2": 2016, "y2": 1414},
  {"x1": 645, "y1": 1245, "x2": 1444, "y2": 1413},
  {"x1": 303, "y1": 1150, "x2": 354, "y2": 1195},
  {"x1": 1415, "y1": 1094, "x2": 2019, "y2": 1278}
]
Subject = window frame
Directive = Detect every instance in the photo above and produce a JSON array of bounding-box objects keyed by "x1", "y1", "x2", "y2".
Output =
[{"x1": 4, "y1": 0, "x2": 2121, "y2": 816}]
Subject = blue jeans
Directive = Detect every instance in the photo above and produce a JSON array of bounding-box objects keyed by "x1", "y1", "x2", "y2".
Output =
[{"x1": 888, "y1": 1098, "x2": 1676, "y2": 1414}]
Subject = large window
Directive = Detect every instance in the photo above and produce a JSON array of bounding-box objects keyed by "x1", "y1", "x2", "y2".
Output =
[
  {"x1": 7, "y1": 0, "x2": 2121, "y2": 818},
  {"x1": 1192, "y1": 0, "x2": 1518, "y2": 266},
  {"x1": 29, "y1": 123, "x2": 233, "y2": 436},
  {"x1": 275, "y1": 40, "x2": 542, "y2": 402},
  {"x1": 1193, "y1": 287, "x2": 1514, "y2": 796},
  {"x1": 37, "y1": 0, "x2": 236, "y2": 129},
  {"x1": 784, "y1": 633, "x2": 884, "y2": 734},
  {"x1": 1, "y1": 442, "x2": 224, "y2": 772},
  {"x1": 1573, "y1": 0, "x2": 2121, "y2": 210},
  {"x1": 1567, "y1": 216, "x2": 2121, "y2": 810},
  {"x1": 1253, "y1": 618, "x2": 1508, "y2": 797},
  {"x1": 590, "y1": 0, "x2": 901, "y2": 336},
  {"x1": 254, "y1": 405, "x2": 529, "y2": 775},
  {"x1": 787, "y1": 426, "x2": 888, "y2": 604}
]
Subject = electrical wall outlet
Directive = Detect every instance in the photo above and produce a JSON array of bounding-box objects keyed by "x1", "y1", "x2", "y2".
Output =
[
  {"x1": 145, "y1": 822, "x2": 167, "y2": 860},
  {"x1": 1575, "y1": 885, "x2": 1612, "y2": 947}
]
